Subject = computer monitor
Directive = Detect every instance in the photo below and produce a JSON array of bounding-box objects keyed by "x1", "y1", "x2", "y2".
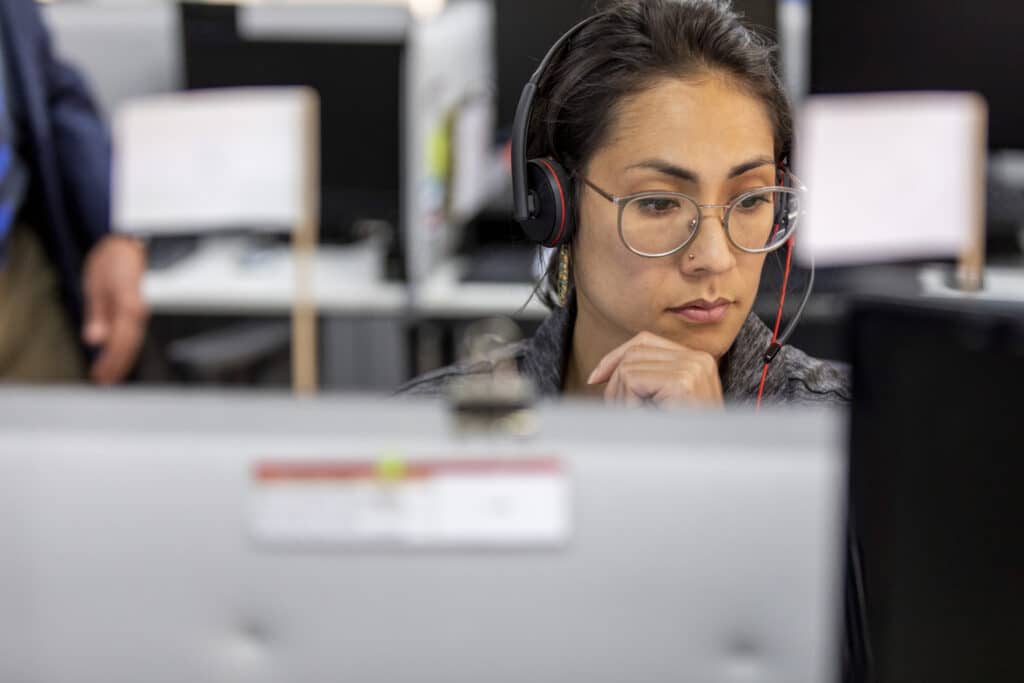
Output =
[
  {"x1": 0, "y1": 388, "x2": 844, "y2": 683},
  {"x1": 810, "y1": 1, "x2": 1024, "y2": 152},
  {"x1": 493, "y1": 0, "x2": 777, "y2": 133},
  {"x1": 180, "y1": 2, "x2": 402, "y2": 249},
  {"x1": 848, "y1": 296, "x2": 1024, "y2": 682}
]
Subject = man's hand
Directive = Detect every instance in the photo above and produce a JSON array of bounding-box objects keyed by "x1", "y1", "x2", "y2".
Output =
[
  {"x1": 587, "y1": 331, "x2": 724, "y2": 407},
  {"x1": 81, "y1": 235, "x2": 148, "y2": 384}
]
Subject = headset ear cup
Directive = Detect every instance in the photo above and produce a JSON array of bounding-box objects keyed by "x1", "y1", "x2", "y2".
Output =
[{"x1": 518, "y1": 157, "x2": 576, "y2": 247}]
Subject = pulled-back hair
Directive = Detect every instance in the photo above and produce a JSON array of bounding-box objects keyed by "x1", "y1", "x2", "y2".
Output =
[{"x1": 531, "y1": 0, "x2": 792, "y2": 307}]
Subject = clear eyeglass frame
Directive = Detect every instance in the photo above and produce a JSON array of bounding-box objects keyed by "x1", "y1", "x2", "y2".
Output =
[{"x1": 579, "y1": 173, "x2": 806, "y2": 258}]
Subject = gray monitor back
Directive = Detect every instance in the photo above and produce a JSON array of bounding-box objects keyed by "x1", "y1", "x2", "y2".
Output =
[
  {"x1": 43, "y1": 3, "x2": 181, "y2": 122},
  {"x1": 0, "y1": 388, "x2": 844, "y2": 683}
]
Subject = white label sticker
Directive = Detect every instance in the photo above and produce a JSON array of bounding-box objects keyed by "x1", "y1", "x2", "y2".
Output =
[{"x1": 250, "y1": 458, "x2": 569, "y2": 548}]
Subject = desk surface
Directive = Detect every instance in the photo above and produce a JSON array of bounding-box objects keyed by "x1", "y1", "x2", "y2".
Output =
[
  {"x1": 414, "y1": 258, "x2": 548, "y2": 319},
  {"x1": 143, "y1": 237, "x2": 407, "y2": 315},
  {"x1": 918, "y1": 263, "x2": 1024, "y2": 301},
  {"x1": 143, "y1": 238, "x2": 550, "y2": 319}
]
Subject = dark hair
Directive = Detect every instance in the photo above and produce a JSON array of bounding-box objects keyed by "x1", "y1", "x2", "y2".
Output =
[{"x1": 531, "y1": 0, "x2": 793, "y2": 308}]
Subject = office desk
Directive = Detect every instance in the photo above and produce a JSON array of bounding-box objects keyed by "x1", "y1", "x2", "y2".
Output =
[
  {"x1": 919, "y1": 262, "x2": 1024, "y2": 302},
  {"x1": 141, "y1": 238, "x2": 551, "y2": 388},
  {"x1": 143, "y1": 236, "x2": 407, "y2": 316},
  {"x1": 414, "y1": 258, "x2": 548, "y2": 320},
  {"x1": 142, "y1": 238, "x2": 552, "y2": 320},
  {"x1": 142, "y1": 236, "x2": 409, "y2": 389}
]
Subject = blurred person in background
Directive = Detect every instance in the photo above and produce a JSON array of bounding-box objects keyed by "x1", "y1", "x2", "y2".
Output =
[
  {"x1": 0, "y1": 0, "x2": 147, "y2": 384},
  {"x1": 400, "y1": 0, "x2": 849, "y2": 408}
]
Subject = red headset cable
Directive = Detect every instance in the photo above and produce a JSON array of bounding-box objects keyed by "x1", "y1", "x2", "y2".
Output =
[{"x1": 756, "y1": 234, "x2": 794, "y2": 411}]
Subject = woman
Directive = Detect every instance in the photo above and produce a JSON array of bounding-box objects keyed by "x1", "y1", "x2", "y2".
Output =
[{"x1": 401, "y1": 0, "x2": 849, "y2": 407}]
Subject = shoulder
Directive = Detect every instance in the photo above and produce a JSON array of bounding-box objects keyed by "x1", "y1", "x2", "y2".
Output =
[
  {"x1": 394, "y1": 341, "x2": 528, "y2": 398},
  {"x1": 721, "y1": 312, "x2": 851, "y2": 406},
  {"x1": 394, "y1": 363, "x2": 476, "y2": 398},
  {"x1": 776, "y1": 345, "x2": 852, "y2": 406}
]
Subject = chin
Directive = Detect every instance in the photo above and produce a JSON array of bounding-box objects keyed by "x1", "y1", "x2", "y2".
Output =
[{"x1": 653, "y1": 311, "x2": 744, "y2": 359}]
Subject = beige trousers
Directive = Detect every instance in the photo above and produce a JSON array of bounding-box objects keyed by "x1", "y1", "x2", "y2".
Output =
[{"x1": 0, "y1": 223, "x2": 87, "y2": 382}]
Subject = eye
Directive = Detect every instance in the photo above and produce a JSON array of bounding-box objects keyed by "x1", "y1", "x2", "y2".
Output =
[
  {"x1": 736, "y1": 194, "x2": 771, "y2": 211},
  {"x1": 634, "y1": 196, "x2": 681, "y2": 215}
]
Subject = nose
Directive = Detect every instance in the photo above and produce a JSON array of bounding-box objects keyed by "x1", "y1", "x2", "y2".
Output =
[{"x1": 680, "y1": 208, "x2": 735, "y2": 276}]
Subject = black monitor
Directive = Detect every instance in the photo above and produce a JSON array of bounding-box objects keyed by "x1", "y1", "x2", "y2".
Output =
[
  {"x1": 847, "y1": 296, "x2": 1024, "y2": 681},
  {"x1": 493, "y1": 0, "x2": 777, "y2": 133},
  {"x1": 180, "y1": 2, "x2": 402, "y2": 260},
  {"x1": 810, "y1": 1, "x2": 1024, "y2": 152}
]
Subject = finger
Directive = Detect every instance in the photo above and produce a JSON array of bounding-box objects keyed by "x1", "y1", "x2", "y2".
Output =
[
  {"x1": 81, "y1": 278, "x2": 112, "y2": 346},
  {"x1": 606, "y1": 365, "x2": 644, "y2": 407},
  {"x1": 621, "y1": 347, "x2": 683, "y2": 367},
  {"x1": 621, "y1": 369, "x2": 676, "y2": 402},
  {"x1": 604, "y1": 364, "x2": 628, "y2": 403},
  {"x1": 604, "y1": 363, "x2": 658, "y2": 405},
  {"x1": 617, "y1": 364, "x2": 713, "y2": 406},
  {"x1": 623, "y1": 391, "x2": 644, "y2": 407},
  {"x1": 608, "y1": 345, "x2": 716, "y2": 389},
  {"x1": 588, "y1": 332, "x2": 681, "y2": 385},
  {"x1": 653, "y1": 380, "x2": 707, "y2": 407},
  {"x1": 653, "y1": 368, "x2": 724, "y2": 406},
  {"x1": 597, "y1": 349, "x2": 683, "y2": 387},
  {"x1": 90, "y1": 304, "x2": 146, "y2": 385}
]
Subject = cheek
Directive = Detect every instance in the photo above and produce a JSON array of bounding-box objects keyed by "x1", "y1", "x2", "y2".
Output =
[
  {"x1": 573, "y1": 202, "x2": 664, "y2": 310},
  {"x1": 735, "y1": 252, "x2": 768, "y2": 301}
]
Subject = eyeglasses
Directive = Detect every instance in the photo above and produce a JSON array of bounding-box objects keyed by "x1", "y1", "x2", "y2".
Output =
[{"x1": 579, "y1": 175, "x2": 804, "y2": 257}]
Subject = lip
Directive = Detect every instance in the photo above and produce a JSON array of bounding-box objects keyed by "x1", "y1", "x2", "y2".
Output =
[{"x1": 667, "y1": 298, "x2": 733, "y2": 324}]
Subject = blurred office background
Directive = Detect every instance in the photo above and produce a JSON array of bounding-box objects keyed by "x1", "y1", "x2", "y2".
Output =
[{"x1": 38, "y1": 0, "x2": 1024, "y2": 392}]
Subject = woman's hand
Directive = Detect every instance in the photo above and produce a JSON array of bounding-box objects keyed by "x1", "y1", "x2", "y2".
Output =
[{"x1": 587, "y1": 331, "x2": 724, "y2": 407}]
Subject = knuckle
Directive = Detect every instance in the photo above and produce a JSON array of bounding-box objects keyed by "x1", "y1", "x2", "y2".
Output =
[
  {"x1": 619, "y1": 359, "x2": 635, "y2": 374},
  {"x1": 635, "y1": 331, "x2": 657, "y2": 345},
  {"x1": 623, "y1": 345, "x2": 646, "y2": 361}
]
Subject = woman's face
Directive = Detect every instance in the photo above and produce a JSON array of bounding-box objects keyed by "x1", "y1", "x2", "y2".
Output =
[{"x1": 573, "y1": 74, "x2": 777, "y2": 361}]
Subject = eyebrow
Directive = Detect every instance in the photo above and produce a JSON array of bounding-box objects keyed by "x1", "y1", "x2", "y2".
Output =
[{"x1": 626, "y1": 156, "x2": 776, "y2": 183}]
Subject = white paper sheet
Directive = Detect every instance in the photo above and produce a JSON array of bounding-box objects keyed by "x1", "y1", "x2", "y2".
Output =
[
  {"x1": 796, "y1": 92, "x2": 986, "y2": 266},
  {"x1": 112, "y1": 87, "x2": 317, "y2": 235}
]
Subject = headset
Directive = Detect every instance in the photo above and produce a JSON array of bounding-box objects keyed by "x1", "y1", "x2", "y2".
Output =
[
  {"x1": 511, "y1": 12, "x2": 815, "y2": 408},
  {"x1": 511, "y1": 16, "x2": 595, "y2": 246}
]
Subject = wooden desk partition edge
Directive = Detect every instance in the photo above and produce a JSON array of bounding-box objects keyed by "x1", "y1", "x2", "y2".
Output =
[{"x1": 292, "y1": 89, "x2": 320, "y2": 395}]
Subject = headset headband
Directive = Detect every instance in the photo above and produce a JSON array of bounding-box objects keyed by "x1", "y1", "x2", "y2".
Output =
[{"x1": 511, "y1": 14, "x2": 604, "y2": 223}]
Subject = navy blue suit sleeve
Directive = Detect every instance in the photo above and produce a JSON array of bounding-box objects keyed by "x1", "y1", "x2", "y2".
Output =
[{"x1": 34, "y1": 5, "x2": 112, "y2": 249}]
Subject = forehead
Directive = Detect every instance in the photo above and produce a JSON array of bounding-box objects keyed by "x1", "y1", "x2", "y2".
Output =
[{"x1": 600, "y1": 75, "x2": 775, "y2": 174}]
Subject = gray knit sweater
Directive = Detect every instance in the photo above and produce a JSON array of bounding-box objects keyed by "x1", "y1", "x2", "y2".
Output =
[{"x1": 399, "y1": 304, "x2": 850, "y2": 405}]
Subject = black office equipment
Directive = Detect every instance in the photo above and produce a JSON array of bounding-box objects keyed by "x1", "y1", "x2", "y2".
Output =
[
  {"x1": 810, "y1": 1, "x2": 1024, "y2": 152},
  {"x1": 848, "y1": 296, "x2": 1024, "y2": 682},
  {"x1": 811, "y1": 1, "x2": 1024, "y2": 257},
  {"x1": 146, "y1": 235, "x2": 200, "y2": 271},
  {"x1": 493, "y1": 0, "x2": 776, "y2": 133},
  {"x1": 180, "y1": 2, "x2": 401, "y2": 251}
]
